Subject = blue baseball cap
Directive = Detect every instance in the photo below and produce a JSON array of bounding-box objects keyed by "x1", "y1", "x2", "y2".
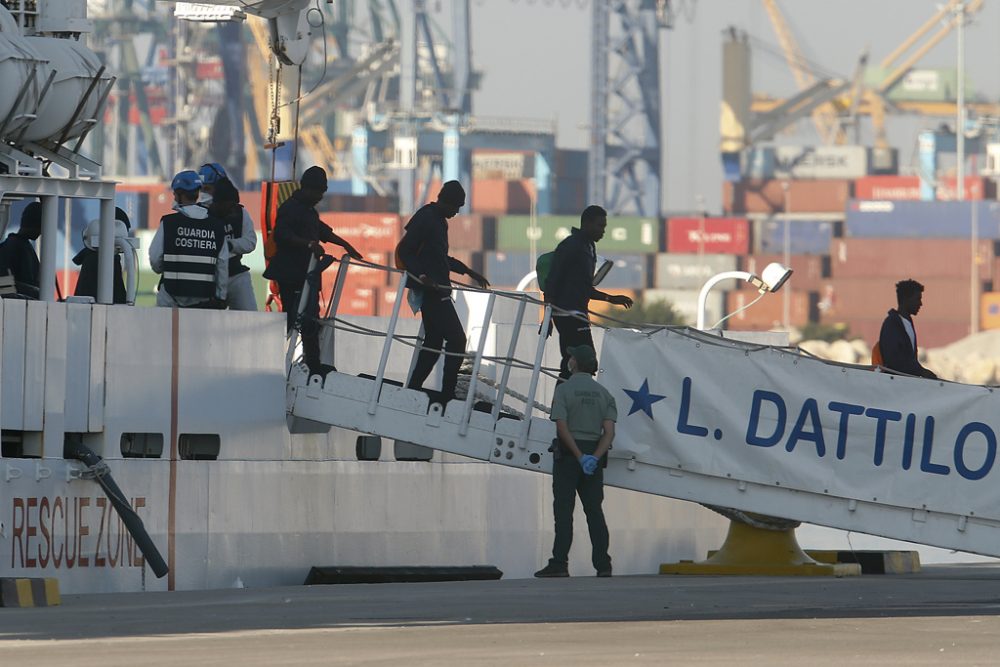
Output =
[
  {"x1": 198, "y1": 162, "x2": 227, "y2": 185},
  {"x1": 171, "y1": 170, "x2": 203, "y2": 192}
]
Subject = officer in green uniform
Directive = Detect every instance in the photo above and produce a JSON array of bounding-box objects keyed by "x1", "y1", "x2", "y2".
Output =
[{"x1": 535, "y1": 344, "x2": 617, "y2": 578}]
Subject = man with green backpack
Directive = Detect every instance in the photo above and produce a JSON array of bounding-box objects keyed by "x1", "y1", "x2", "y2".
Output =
[{"x1": 541, "y1": 205, "x2": 633, "y2": 381}]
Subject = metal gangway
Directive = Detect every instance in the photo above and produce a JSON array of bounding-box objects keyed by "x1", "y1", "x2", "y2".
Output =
[{"x1": 287, "y1": 255, "x2": 1000, "y2": 561}]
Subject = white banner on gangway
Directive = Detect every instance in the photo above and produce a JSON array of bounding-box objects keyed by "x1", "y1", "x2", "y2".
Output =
[{"x1": 599, "y1": 327, "x2": 1000, "y2": 523}]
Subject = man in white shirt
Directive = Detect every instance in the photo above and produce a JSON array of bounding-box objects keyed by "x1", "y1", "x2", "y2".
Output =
[{"x1": 877, "y1": 279, "x2": 937, "y2": 379}]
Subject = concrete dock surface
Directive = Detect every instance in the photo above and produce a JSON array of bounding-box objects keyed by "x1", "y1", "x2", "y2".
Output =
[{"x1": 3, "y1": 564, "x2": 1000, "y2": 665}]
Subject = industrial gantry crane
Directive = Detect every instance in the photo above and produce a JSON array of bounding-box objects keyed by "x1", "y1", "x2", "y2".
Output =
[{"x1": 589, "y1": 0, "x2": 674, "y2": 218}]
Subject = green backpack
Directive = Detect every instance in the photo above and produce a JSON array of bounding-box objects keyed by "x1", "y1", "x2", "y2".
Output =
[{"x1": 535, "y1": 251, "x2": 554, "y2": 291}]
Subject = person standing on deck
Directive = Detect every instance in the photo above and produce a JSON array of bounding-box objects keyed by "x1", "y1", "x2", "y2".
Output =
[{"x1": 535, "y1": 344, "x2": 617, "y2": 578}]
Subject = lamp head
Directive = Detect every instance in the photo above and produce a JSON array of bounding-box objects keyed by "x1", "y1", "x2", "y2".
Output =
[{"x1": 760, "y1": 262, "x2": 793, "y2": 293}]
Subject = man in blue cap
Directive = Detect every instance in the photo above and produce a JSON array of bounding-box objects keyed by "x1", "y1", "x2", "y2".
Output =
[
  {"x1": 263, "y1": 165, "x2": 363, "y2": 377},
  {"x1": 535, "y1": 343, "x2": 617, "y2": 578},
  {"x1": 149, "y1": 170, "x2": 229, "y2": 308},
  {"x1": 197, "y1": 162, "x2": 228, "y2": 206}
]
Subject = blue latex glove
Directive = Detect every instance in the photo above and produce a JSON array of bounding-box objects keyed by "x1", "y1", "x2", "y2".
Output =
[{"x1": 580, "y1": 454, "x2": 599, "y2": 476}]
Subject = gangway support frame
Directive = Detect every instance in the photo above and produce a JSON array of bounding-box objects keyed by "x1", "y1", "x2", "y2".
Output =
[{"x1": 659, "y1": 520, "x2": 860, "y2": 577}]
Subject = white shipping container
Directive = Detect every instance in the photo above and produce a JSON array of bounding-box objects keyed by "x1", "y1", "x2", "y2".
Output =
[
  {"x1": 472, "y1": 152, "x2": 533, "y2": 179},
  {"x1": 643, "y1": 288, "x2": 725, "y2": 328},
  {"x1": 653, "y1": 253, "x2": 739, "y2": 290},
  {"x1": 773, "y1": 145, "x2": 869, "y2": 180}
]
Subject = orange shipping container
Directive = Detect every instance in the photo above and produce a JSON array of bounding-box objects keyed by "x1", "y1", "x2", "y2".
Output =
[
  {"x1": 818, "y1": 277, "x2": 985, "y2": 323},
  {"x1": 785, "y1": 180, "x2": 852, "y2": 214},
  {"x1": 831, "y1": 238, "x2": 995, "y2": 282},
  {"x1": 828, "y1": 317, "x2": 969, "y2": 350},
  {"x1": 722, "y1": 179, "x2": 786, "y2": 215},
  {"x1": 471, "y1": 179, "x2": 535, "y2": 214},
  {"x1": 981, "y1": 292, "x2": 1000, "y2": 330},
  {"x1": 725, "y1": 289, "x2": 817, "y2": 331},
  {"x1": 744, "y1": 254, "x2": 830, "y2": 292}
]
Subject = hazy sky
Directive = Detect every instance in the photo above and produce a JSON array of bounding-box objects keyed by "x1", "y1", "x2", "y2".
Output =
[{"x1": 465, "y1": 0, "x2": 1000, "y2": 213}]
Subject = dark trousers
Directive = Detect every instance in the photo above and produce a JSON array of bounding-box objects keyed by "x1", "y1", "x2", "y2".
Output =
[
  {"x1": 549, "y1": 440, "x2": 611, "y2": 571},
  {"x1": 279, "y1": 278, "x2": 321, "y2": 374},
  {"x1": 553, "y1": 314, "x2": 594, "y2": 381},
  {"x1": 407, "y1": 292, "x2": 467, "y2": 401}
]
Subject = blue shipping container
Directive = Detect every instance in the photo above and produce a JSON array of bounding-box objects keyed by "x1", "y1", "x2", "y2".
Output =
[
  {"x1": 756, "y1": 219, "x2": 836, "y2": 255},
  {"x1": 845, "y1": 200, "x2": 1000, "y2": 239},
  {"x1": 484, "y1": 252, "x2": 648, "y2": 290}
]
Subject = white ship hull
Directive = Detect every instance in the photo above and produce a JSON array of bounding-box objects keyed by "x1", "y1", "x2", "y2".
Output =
[{"x1": 1, "y1": 301, "x2": 727, "y2": 593}]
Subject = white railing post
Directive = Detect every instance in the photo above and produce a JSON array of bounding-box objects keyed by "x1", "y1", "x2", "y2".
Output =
[
  {"x1": 518, "y1": 304, "x2": 551, "y2": 450},
  {"x1": 406, "y1": 320, "x2": 425, "y2": 386},
  {"x1": 459, "y1": 291, "x2": 495, "y2": 435},
  {"x1": 491, "y1": 297, "x2": 526, "y2": 420},
  {"x1": 327, "y1": 254, "x2": 352, "y2": 317},
  {"x1": 323, "y1": 254, "x2": 353, "y2": 368},
  {"x1": 368, "y1": 272, "x2": 408, "y2": 414},
  {"x1": 285, "y1": 254, "x2": 318, "y2": 374}
]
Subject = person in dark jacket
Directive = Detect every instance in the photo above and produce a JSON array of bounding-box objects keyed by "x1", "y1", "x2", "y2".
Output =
[
  {"x1": 544, "y1": 205, "x2": 633, "y2": 381},
  {"x1": 0, "y1": 201, "x2": 41, "y2": 298},
  {"x1": 397, "y1": 180, "x2": 490, "y2": 404},
  {"x1": 262, "y1": 166, "x2": 362, "y2": 376},
  {"x1": 73, "y1": 206, "x2": 131, "y2": 304},
  {"x1": 207, "y1": 178, "x2": 258, "y2": 310},
  {"x1": 878, "y1": 278, "x2": 937, "y2": 379}
]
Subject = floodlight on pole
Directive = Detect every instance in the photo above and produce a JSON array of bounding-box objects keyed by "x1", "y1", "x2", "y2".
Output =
[{"x1": 696, "y1": 262, "x2": 793, "y2": 330}]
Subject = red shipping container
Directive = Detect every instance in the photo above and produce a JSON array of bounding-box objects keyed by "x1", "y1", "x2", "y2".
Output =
[
  {"x1": 786, "y1": 180, "x2": 852, "y2": 214},
  {"x1": 320, "y1": 282, "x2": 377, "y2": 317},
  {"x1": 936, "y1": 177, "x2": 996, "y2": 201},
  {"x1": 448, "y1": 214, "x2": 495, "y2": 251},
  {"x1": 319, "y1": 212, "x2": 400, "y2": 255},
  {"x1": 666, "y1": 217, "x2": 750, "y2": 254},
  {"x1": 853, "y1": 176, "x2": 996, "y2": 202},
  {"x1": 56, "y1": 269, "x2": 80, "y2": 298},
  {"x1": 831, "y1": 238, "x2": 995, "y2": 282},
  {"x1": 118, "y1": 182, "x2": 173, "y2": 229},
  {"x1": 854, "y1": 175, "x2": 921, "y2": 201},
  {"x1": 377, "y1": 287, "x2": 418, "y2": 318},
  {"x1": 744, "y1": 254, "x2": 830, "y2": 292},
  {"x1": 324, "y1": 252, "x2": 391, "y2": 290}
]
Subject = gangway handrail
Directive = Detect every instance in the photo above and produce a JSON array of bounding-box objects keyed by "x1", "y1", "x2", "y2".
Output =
[{"x1": 290, "y1": 254, "x2": 966, "y2": 409}]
